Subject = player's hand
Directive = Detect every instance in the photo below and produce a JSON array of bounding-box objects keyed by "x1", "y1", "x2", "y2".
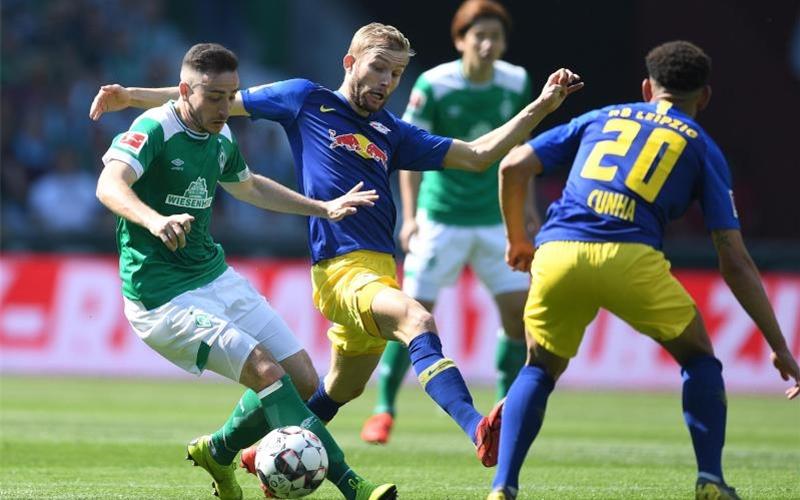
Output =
[
  {"x1": 322, "y1": 181, "x2": 379, "y2": 221},
  {"x1": 147, "y1": 213, "x2": 194, "y2": 251},
  {"x1": 770, "y1": 350, "x2": 800, "y2": 400},
  {"x1": 89, "y1": 84, "x2": 131, "y2": 121},
  {"x1": 399, "y1": 218, "x2": 418, "y2": 253},
  {"x1": 506, "y1": 239, "x2": 535, "y2": 273},
  {"x1": 537, "y1": 68, "x2": 584, "y2": 114}
]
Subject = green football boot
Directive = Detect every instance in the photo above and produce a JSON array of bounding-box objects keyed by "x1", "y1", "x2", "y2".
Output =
[
  {"x1": 696, "y1": 478, "x2": 741, "y2": 500},
  {"x1": 186, "y1": 435, "x2": 243, "y2": 500},
  {"x1": 350, "y1": 477, "x2": 398, "y2": 500}
]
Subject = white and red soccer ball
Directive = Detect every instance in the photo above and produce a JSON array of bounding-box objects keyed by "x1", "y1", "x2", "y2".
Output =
[{"x1": 255, "y1": 426, "x2": 328, "y2": 498}]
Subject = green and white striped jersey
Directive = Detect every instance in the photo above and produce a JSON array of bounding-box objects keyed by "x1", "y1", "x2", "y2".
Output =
[
  {"x1": 402, "y1": 59, "x2": 531, "y2": 226},
  {"x1": 102, "y1": 101, "x2": 250, "y2": 309}
]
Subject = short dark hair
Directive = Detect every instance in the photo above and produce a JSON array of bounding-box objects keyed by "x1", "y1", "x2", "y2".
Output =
[
  {"x1": 182, "y1": 43, "x2": 238, "y2": 75},
  {"x1": 645, "y1": 41, "x2": 711, "y2": 92},
  {"x1": 451, "y1": 0, "x2": 511, "y2": 43}
]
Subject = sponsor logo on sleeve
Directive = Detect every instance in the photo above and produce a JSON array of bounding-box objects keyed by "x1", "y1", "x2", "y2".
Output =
[{"x1": 118, "y1": 131, "x2": 148, "y2": 155}]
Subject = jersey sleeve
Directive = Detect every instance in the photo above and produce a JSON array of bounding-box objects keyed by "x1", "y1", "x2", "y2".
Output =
[
  {"x1": 240, "y1": 79, "x2": 316, "y2": 124},
  {"x1": 401, "y1": 74, "x2": 435, "y2": 131},
  {"x1": 698, "y1": 139, "x2": 740, "y2": 230},
  {"x1": 392, "y1": 119, "x2": 453, "y2": 172},
  {"x1": 102, "y1": 115, "x2": 165, "y2": 180},
  {"x1": 529, "y1": 110, "x2": 597, "y2": 176},
  {"x1": 218, "y1": 128, "x2": 252, "y2": 183}
]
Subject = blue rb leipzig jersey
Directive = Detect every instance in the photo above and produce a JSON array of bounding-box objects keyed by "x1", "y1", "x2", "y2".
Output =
[
  {"x1": 531, "y1": 101, "x2": 739, "y2": 249},
  {"x1": 241, "y1": 79, "x2": 453, "y2": 263}
]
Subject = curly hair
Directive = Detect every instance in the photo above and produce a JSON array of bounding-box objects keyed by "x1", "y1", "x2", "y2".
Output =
[
  {"x1": 182, "y1": 43, "x2": 238, "y2": 75},
  {"x1": 645, "y1": 41, "x2": 711, "y2": 92}
]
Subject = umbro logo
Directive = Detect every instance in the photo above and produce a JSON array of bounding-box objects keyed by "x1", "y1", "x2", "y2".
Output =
[
  {"x1": 171, "y1": 158, "x2": 184, "y2": 170},
  {"x1": 319, "y1": 105, "x2": 335, "y2": 113}
]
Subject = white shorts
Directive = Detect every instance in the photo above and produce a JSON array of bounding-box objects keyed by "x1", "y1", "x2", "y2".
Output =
[
  {"x1": 402, "y1": 211, "x2": 530, "y2": 302},
  {"x1": 123, "y1": 267, "x2": 302, "y2": 381}
]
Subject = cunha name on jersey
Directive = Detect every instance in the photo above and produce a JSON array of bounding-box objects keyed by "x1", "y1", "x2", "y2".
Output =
[
  {"x1": 165, "y1": 177, "x2": 214, "y2": 209},
  {"x1": 587, "y1": 189, "x2": 636, "y2": 222},
  {"x1": 608, "y1": 107, "x2": 699, "y2": 139}
]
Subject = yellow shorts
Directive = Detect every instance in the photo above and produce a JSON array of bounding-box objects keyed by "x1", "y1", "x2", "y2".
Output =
[
  {"x1": 311, "y1": 250, "x2": 399, "y2": 356},
  {"x1": 525, "y1": 241, "x2": 696, "y2": 359}
]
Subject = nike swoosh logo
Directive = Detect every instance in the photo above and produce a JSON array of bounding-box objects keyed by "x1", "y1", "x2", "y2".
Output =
[{"x1": 319, "y1": 105, "x2": 335, "y2": 113}]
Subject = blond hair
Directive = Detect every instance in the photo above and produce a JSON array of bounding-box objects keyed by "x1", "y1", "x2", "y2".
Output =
[{"x1": 348, "y1": 22, "x2": 415, "y2": 57}]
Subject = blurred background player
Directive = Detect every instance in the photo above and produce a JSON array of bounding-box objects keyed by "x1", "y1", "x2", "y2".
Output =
[
  {"x1": 89, "y1": 23, "x2": 582, "y2": 471},
  {"x1": 94, "y1": 42, "x2": 397, "y2": 500},
  {"x1": 361, "y1": 0, "x2": 534, "y2": 446},
  {"x1": 488, "y1": 40, "x2": 800, "y2": 500}
]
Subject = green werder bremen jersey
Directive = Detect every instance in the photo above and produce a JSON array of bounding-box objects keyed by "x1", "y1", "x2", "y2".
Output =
[
  {"x1": 402, "y1": 60, "x2": 531, "y2": 226},
  {"x1": 102, "y1": 102, "x2": 251, "y2": 309}
]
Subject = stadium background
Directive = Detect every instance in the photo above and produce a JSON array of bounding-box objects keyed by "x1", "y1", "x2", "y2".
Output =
[{"x1": 1, "y1": 0, "x2": 799, "y2": 391}]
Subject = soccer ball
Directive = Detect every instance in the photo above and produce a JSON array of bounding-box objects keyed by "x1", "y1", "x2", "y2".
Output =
[{"x1": 255, "y1": 426, "x2": 328, "y2": 498}]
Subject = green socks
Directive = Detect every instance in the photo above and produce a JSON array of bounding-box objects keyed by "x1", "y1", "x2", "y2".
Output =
[
  {"x1": 373, "y1": 340, "x2": 411, "y2": 415},
  {"x1": 257, "y1": 375, "x2": 362, "y2": 500},
  {"x1": 210, "y1": 389, "x2": 268, "y2": 465},
  {"x1": 495, "y1": 331, "x2": 527, "y2": 400}
]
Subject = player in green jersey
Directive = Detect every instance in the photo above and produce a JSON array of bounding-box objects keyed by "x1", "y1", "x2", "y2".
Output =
[
  {"x1": 361, "y1": 0, "x2": 534, "y2": 445},
  {"x1": 96, "y1": 43, "x2": 396, "y2": 500}
]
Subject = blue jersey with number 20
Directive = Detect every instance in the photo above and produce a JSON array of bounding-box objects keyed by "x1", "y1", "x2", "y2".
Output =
[{"x1": 530, "y1": 100, "x2": 739, "y2": 249}]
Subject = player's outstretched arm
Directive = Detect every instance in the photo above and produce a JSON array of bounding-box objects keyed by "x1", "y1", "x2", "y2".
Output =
[
  {"x1": 442, "y1": 68, "x2": 583, "y2": 172},
  {"x1": 221, "y1": 176, "x2": 378, "y2": 221},
  {"x1": 96, "y1": 160, "x2": 194, "y2": 251},
  {"x1": 711, "y1": 229, "x2": 800, "y2": 399},
  {"x1": 89, "y1": 85, "x2": 249, "y2": 120},
  {"x1": 499, "y1": 144, "x2": 540, "y2": 273}
]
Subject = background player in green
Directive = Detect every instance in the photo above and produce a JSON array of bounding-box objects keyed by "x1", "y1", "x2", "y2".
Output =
[
  {"x1": 488, "y1": 41, "x2": 800, "y2": 500},
  {"x1": 361, "y1": 0, "x2": 534, "y2": 445},
  {"x1": 95, "y1": 43, "x2": 397, "y2": 500}
]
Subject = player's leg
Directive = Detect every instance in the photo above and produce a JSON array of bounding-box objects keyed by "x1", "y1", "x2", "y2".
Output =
[
  {"x1": 603, "y1": 244, "x2": 736, "y2": 498},
  {"x1": 490, "y1": 242, "x2": 596, "y2": 497},
  {"x1": 362, "y1": 216, "x2": 470, "y2": 443},
  {"x1": 308, "y1": 342, "x2": 383, "y2": 423},
  {"x1": 371, "y1": 286, "x2": 493, "y2": 457},
  {"x1": 472, "y1": 223, "x2": 531, "y2": 401},
  {"x1": 206, "y1": 305, "x2": 315, "y2": 466},
  {"x1": 493, "y1": 294, "x2": 528, "y2": 399}
]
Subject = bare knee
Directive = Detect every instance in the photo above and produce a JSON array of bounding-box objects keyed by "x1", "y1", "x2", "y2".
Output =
[
  {"x1": 280, "y1": 351, "x2": 319, "y2": 400},
  {"x1": 660, "y1": 310, "x2": 715, "y2": 368},
  {"x1": 292, "y1": 368, "x2": 319, "y2": 401},
  {"x1": 325, "y1": 374, "x2": 366, "y2": 403},
  {"x1": 402, "y1": 302, "x2": 436, "y2": 338},
  {"x1": 529, "y1": 341, "x2": 569, "y2": 381},
  {"x1": 240, "y1": 346, "x2": 285, "y2": 392}
]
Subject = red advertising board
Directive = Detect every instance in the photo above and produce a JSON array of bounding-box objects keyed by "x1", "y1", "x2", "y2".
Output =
[{"x1": 1, "y1": 254, "x2": 798, "y2": 393}]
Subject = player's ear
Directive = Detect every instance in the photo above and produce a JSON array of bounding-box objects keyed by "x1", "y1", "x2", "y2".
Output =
[
  {"x1": 454, "y1": 36, "x2": 466, "y2": 54},
  {"x1": 178, "y1": 81, "x2": 191, "y2": 101},
  {"x1": 697, "y1": 85, "x2": 711, "y2": 111},
  {"x1": 343, "y1": 54, "x2": 356, "y2": 73},
  {"x1": 641, "y1": 78, "x2": 653, "y2": 102}
]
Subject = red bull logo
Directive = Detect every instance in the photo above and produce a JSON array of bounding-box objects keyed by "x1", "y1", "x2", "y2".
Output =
[{"x1": 329, "y1": 129, "x2": 388, "y2": 170}]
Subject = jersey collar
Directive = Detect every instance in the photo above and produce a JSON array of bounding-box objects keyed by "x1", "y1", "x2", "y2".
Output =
[{"x1": 168, "y1": 101, "x2": 211, "y2": 141}]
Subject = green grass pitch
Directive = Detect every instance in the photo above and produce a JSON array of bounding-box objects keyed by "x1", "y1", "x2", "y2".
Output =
[{"x1": 1, "y1": 376, "x2": 798, "y2": 499}]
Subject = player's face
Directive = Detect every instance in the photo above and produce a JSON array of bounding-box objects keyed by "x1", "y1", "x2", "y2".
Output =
[
  {"x1": 182, "y1": 71, "x2": 239, "y2": 134},
  {"x1": 347, "y1": 48, "x2": 408, "y2": 115},
  {"x1": 457, "y1": 18, "x2": 506, "y2": 68}
]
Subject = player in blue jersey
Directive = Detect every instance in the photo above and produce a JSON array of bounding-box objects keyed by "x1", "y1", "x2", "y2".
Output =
[
  {"x1": 487, "y1": 41, "x2": 800, "y2": 500},
  {"x1": 89, "y1": 23, "x2": 582, "y2": 473}
]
